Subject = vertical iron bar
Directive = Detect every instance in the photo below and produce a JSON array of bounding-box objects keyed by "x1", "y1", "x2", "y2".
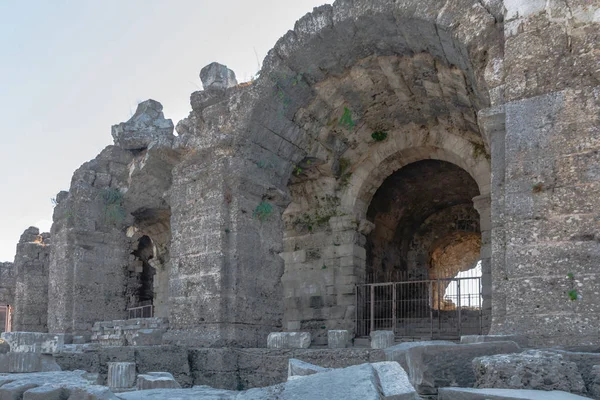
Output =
[
  {"x1": 370, "y1": 285, "x2": 375, "y2": 334},
  {"x1": 437, "y1": 279, "x2": 441, "y2": 337},
  {"x1": 429, "y1": 281, "x2": 433, "y2": 339},
  {"x1": 392, "y1": 284, "x2": 396, "y2": 336},
  {"x1": 457, "y1": 278, "x2": 462, "y2": 338}
]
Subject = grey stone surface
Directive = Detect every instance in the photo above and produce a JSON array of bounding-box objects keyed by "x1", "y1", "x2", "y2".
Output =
[
  {"x1": 383, "y1": 341, "x2": 455, "y2": 373},
  {"x1": 370, "y1": 331, "x2": 395, "y2": 349},
  {"x1": 589, "y1": 365, "x2": 600, "y2": 399},
  {"x1": 0, "y1": 352, "x2": 61, "y2": 373},
  {"x1": 136, "y1": 372, "x2": 181, "y2": 390},
  {"x1": 117, "y1": 386, "x2": 237, "y2": 400},
  {"x1": 267, "y1": 333, "x2": 310, "y2": 349},
  {"x1": 23, "y1": 385, "x2": 67, "y2": 400},
  {"x1": 327, "y1": 330, "x2": 350, "y2": 349},
  {"x1": 371, "y1": 361, "x2": 419, "y2": 400},
  {"x1": 406, "y1": 341, "x2": 521, "y2": 395},
  {"x1": 111, "y1": 100, "x2": 174, "y2": 150},
  {"x1": 438, "y1": 387, "x2": 591, "y2": 400},
  {"x1": 12, "y1": 227, "x2": 51, "y2": 333},
  {"x1": 2, "y1": 332, "x2": 65, "y2": 354},
  {"x1": 0, "y1": 370, "x2": 102, "y2": 400},
  {"x1": 287, "y1": 359, "x2": 329, "y2": 378},
  {"x1": 473, "y1": 350, "x2": 586, "y2": 394},
  {"x1": 5, "y1": 0, "x2": 598, "y2": 353},
  {"x1": 462, "y1": 335, "x2": 529, "y2": 348},
  {"x1": 200, "y1": 62, "x2": 237, "y2": 91},
  {"x1": 107, "y1": 362, "x2": 136, "y2": 390}
]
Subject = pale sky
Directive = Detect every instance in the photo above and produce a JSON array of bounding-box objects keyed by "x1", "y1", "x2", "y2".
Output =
[{"x1": 0, "y1": 0, "x2": 327, "y2": 262}]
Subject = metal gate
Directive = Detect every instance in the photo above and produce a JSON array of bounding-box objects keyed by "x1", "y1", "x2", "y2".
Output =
[{"x1": 356, "y1": 277, "x2": 482, "y2": 339}]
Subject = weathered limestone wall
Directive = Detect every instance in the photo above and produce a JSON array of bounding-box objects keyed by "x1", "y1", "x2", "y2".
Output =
[
  {"x1": 13, "y1": 227, "x2": 50, "y2": 332},
  {"x1": 488, "y1": 0, "x2": 600, "y2": 345},
  {"x1": 165, "y1": 78, "x2": 288, "y2": 346},
  {"x1": 0, "y1": 262, "x2": 15, "y2": 307},
  {"x1": 48, "y1": 147, "x2": 134, "y2": 335},
  {"x1": 0, "y1": 262, "x2": 15, "y2": 332}
]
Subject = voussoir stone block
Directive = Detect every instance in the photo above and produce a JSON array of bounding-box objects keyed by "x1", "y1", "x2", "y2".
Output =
[
  {"x1": 406, "y1": 341, "x2": 521, "y2": 395},
  {"x1": 370, "y1": 331, "x2": 395, "y2": 349},
  {"x1": 267, "y1": 332, "x2": 310, "y2": 349},
  {"x1": 438, "y1": 387, "x2": 591, "y2": 399},
  {"x1": 328, "y1": 330, "x2": 350, "y2": 349},
  {"x1": 473, "y1": 350, "x2": 587, "y2": 394},
  {"x1": 107, "y1": 362, "x2": 136, "y2": 390},
  {"x1": 136, "y1": 372, "x2": 181, "y2": 391},
  {"x1": 1, "y1": 332, "x2": 65, "y2": 354}
]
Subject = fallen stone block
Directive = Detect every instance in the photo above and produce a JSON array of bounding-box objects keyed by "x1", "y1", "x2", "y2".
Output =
[
  {"x1": 590, "y1": 365, "x2": 600, "y2": 399},
  {"x1": 287, "y1": 359, "x2": 330, "y2": 378},
  {"x1": 473, "y1": 350, "x2": 586, "y2": 394},
  {"x1": 107, "y1": 362, "x2": 136, "y2": 391},
  {"x1": 383, "y1": 341, "x2": 455, "y2": 373},
  {"x1": 136, "y1": 372, "x2": 181, "y2": 391},
  {"x1": 370, "y1": 331, "x2": 394, "y2": 349},
  {"x1": 67, "y1": 385, "x2": 119, "y2": 400},
  {"x1": 241, "y1": 363, "x2": 382, "y2": 400},
  {"x1": 328, "y1": 330, "x2": 350, "y2": 349},
  {"x1": 267, "y1": 332, "x2": 310, "y2": 349},
  {"x1": 461, "y1": 335, "x2": 529, "y2": 348},
  {"x1": 116, "y1": 386, "x2": 237, "y2": 400},
  {"x1": 1, "y1": 332, "x2": 65, "y2": 354},
  {"x1": 438, "y1": 387, "x2": 591, "y2": 399},
  {"x1": 372, "y1": 361, "x2": 419, "y2": 400},
  {"x1": 23, "y1": 385, "x2": 68, "y2": 400},
  {"x1": 0, "y1": 352, "x2": 62, "y2": 373},
  {"x1": 0, "y1": 381, "x2": 39, "y2": 400},
  {"x1": 550, "y1": 350, "x2": 600, "y2": 394},
  {"x1": 406, "y1": 341, "x2": 521, "y2": 395}
]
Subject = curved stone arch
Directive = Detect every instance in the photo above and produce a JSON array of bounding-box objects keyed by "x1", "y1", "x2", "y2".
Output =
[
  {"x1": 341, "y1": 129, "x2": 491, "y2": 220},
  {"x1": 242, "y1": 0, "x2": 503, "y2": 178}
]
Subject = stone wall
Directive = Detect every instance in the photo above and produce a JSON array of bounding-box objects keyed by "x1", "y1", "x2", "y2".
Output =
[
  {"x1": 0, "y1": 262, "x2": 15, "y2": 332},
  {"x1": 47, "y1": 147, "x2": 134, "y2": 335},
  {"x1": 13, "y1": 227, "x2": 51, "y2": 332},
  {"x1": 54, "y1": 345, "x2": 384, "y2": 390},
  {"x1": 488, "y1": 0, "x2": 600, "y2": 346},
  {"x1": 13, "y1": 0, "x2": 597, "y2": 348}
]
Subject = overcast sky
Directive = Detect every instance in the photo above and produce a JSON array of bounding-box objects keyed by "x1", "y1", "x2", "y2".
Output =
[{"x1": 0, "y1": 0, "x2": 327, "y2": 262}]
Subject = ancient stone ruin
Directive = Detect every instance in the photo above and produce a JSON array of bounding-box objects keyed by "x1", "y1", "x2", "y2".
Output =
[{"x1": 1, "y1": 0, "x2": 599, "y2": 398}]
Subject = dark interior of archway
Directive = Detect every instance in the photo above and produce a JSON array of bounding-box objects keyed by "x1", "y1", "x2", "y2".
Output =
[
  {"x1": 132, "y1": 235, "x2": 156, "y2": 305},
  {"x1": 366, "y1": 159, "x2": 480, "y2": 283}
]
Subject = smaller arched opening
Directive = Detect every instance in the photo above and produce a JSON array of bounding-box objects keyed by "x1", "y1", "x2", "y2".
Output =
[
  {"x1": 354, "y1": 158, "x2": 489, "y2": 339},
  {"x1": 126, "y1": 235, "x2": 157, "y2": 318}
]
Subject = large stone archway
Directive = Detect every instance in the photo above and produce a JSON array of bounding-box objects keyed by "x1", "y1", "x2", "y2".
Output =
[{"x1": 167, "y1": 0, "x2": 502, "y2": 346}]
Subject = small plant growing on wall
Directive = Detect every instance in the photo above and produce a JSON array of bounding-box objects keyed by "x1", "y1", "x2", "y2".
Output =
[
  {"x1": 101, "y1": 188, "x2": 126, "y2": 226},
  {"x1": 532, "y1": 182, "x2": 544, "y2": 193},
  {"x1": 566, "y1": 272, "x2": 580, "y2": 301},
  {"x1": 371, "y1": 131, "x2": 388, "y2": 142},
  {"x1": 253, "y1": 201, "x2": 273, "y2": 222},
  {"x1": 338, "y1": 107, "x2": 356, "y2": 130}
]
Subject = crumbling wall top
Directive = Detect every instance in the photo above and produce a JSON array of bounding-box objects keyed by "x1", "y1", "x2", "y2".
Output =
[{"x1": 111, "y1": 99, "x2": 174, "y2": 151}]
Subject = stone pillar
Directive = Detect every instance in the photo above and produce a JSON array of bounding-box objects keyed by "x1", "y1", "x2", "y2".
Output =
[
  {"x1": 498, "y1": 1, "x2": 600, "y2": 346},
  {"x1": 165, "y1": 153, "x2": 287, "y2": 347},
  {"x1": 281, "y1": 215, "x2": 365, "y2": 345},
  {"x1": 13, "y1": 227, "x2": 50, "y2": 333},
  {"x1": 472, "y1": 194, "x2": 491, "y2": 333},
  {"x1": 108, "y1": 362, "x2": 136, "y2": 390}
]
